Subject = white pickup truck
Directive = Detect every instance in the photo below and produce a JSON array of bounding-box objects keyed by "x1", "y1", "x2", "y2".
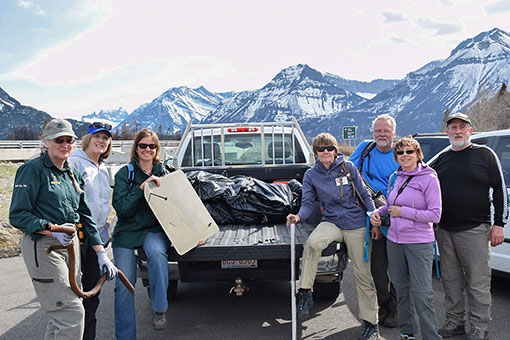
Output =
[{"x1": 136, "y1": 118, "x2": 347, "y2": 299}]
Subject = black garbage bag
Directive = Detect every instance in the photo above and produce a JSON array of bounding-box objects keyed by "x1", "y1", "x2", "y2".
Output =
[
  {"x1": 288, "y1": 179, "x2": 302, "y2": 213},
  {"x1": 186, "y1": 170, "x2": 235, "y2": 201},
  {"x1": 231, "y1": 208, "x2": 268, "y2": 225},
  {"x1": 205, "y1": 200, "x2": 235, "y2": 225},
  {"x1": 225, "y1": 176, "x2": 293, "y2": 215}
]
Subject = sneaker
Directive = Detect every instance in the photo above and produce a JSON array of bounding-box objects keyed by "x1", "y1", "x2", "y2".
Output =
[
  {"x1": 400, "y1": 334, "x2": 417, "y2": 340},
  {"x1": 296, "y1": 289, "x2": 314, "y2": 319},
  {"x1": 359, "y1": 321, "x2": 380, "y2": 340},
  {"x1": 382, "y1": 310, "x2": 398, "y2": 328},
  {"x1": 466, "y1": 327, "x2": 488, "y2": 340},
  {"x1": 152, "y1": 312, "x2": 167, "y2": 331},
  {"x1": 438, "y1": 320, "x2": 465, "y2": 338}
]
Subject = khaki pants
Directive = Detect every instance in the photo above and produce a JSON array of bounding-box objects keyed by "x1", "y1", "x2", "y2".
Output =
[
  {"x1": 21, "y1": 233, "x2": 84, "y2": 340},
  {"x1": 299, "y1": 222, "x2": 378, "y2": 324},
  {"x1": 436, "y1": 224, "x2": 491, "y2": 330}
]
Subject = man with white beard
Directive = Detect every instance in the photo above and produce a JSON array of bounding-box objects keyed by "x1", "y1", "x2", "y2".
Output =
[{"x1": 431, "y1": 113, "x2": 508, "y2": 340}]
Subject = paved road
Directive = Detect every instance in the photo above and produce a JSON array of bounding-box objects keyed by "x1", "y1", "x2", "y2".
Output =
[{"x1": 1, "y1": 253, "x2": 509, "y2": 340}]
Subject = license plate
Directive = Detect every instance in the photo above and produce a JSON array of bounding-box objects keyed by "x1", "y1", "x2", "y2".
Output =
[{"x1": 221, "y1": 259, "x2": 258, "y2": 269}]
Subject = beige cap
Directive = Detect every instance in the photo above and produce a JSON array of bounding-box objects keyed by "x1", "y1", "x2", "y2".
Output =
[
  {"x1": 42, "y1": 119, "x2": 77, "y2": 140},
  {"x1": 446, "y1": 112, "x2": 471, "y2": 126}
]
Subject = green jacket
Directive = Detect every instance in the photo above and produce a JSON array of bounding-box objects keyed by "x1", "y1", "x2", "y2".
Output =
[
  {"x1": 112, "y1": 159, "x2": 168, "y2": 248},
  {"x1": 9, "y1": 152, "x2": 103, "y2": 246}
]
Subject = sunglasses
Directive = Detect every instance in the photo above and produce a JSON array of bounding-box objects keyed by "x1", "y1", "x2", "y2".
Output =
[
  {"x1": 396, "y1": 150, "x2": 415, "y2": 155},
  {"x1": 138, "y1": 143, "x2": 157, "y2": 150},
  {"x1": 317, "y1": 145, "x2": 336, "y2": 152},
  {"x1": 54, "y1": 137, "x2": 75, "y2": 145},
  {"x1": 90, "y1": 122, "x2": 112, "y2": 130}
]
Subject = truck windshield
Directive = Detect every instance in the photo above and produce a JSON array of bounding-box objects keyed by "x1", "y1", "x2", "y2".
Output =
[{"x1": 181, "y1": 133, "x2": 306, "y2": 166}]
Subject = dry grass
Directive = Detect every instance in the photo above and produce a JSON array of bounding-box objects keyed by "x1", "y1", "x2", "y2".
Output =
[{"x1": 0, "y1": 162, "x2": 21, "y2": 225}]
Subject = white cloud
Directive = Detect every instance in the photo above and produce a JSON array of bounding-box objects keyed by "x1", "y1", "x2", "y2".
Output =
[
  {"x1": 18, "y1": 0, "x2": 32, "y2": 8},
  {"x1": 416, "y1": 17, "x2": 462, "y2": 35},
  {"x1": 484, "y1": 0, "x2": 510, "y2": 15},
  {"x1": 18, "y1": 0, "x2": 45, "y2": 14},
  {"x1": 381, "y1": 11, "x2": 407, "y2": 23}
]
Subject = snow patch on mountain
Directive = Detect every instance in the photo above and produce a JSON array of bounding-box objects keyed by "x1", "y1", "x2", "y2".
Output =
[{"x1": 203, "y1": 64, "x2": 367, "y2": 124}]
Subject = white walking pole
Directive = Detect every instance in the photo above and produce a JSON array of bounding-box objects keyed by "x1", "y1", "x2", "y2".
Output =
[{"x1": 290, "y1": 221, "x2": 297, "y2": 340}]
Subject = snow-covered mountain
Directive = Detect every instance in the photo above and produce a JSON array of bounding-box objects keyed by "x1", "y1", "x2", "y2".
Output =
[
  {"x1": 306, "y1": 27, "x2": 510, "y2": 140},
  {"x1": 0, "y1": 86, "x2": 51, "y2": 139},
  {"x1": 116, "y1": 86, "x2": 234, "y2": 135},
  {"x1": 323, "y1": 74, "x2": 399, "y2": 99},
  {"x1": 81, "y1": 107, "x2": 129, "y2": 128},
  {"x1": 202, "y1": 64, "x2": 367, "y2": 124}
]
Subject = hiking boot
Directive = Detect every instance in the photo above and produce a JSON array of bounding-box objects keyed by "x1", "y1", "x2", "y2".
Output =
[
  {"x1": 466, "y1": 327, "x2": 489, "y2": 340},
  {"x1": 296, "y1": 289, "x2": 314, "y2": 319},
  {"x1": 400, "y1": 334, "x2": 416, "y2": 340},
  {"x1": 382, "y1": 310, "x2": 398, "y2": 328},
  {"x1": 438, "y1": 320, "x2": 465, "y2": 338},
  {"x1": 358, "y1": 321, "x2": 380, "y2": 340},
  {"x1": 152, "y1": 312, "x2": 167, "y2": 331}
]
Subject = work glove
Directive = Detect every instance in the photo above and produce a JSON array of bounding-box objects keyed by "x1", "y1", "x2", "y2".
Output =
[
  {"x1": 52, "y1": 231, "x2": 75, "y2": 247},
  {"x1": 96, "y1": 250, "x2": 118, "y2": 280}
]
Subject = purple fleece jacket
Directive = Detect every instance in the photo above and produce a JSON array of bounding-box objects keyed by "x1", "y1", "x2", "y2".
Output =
[
  {"x1": 298, "y1": 155, "x2": 375, "y2": 229},
  {"x1": 376, "y1": 161, "x2": 442, "y2": 244}
]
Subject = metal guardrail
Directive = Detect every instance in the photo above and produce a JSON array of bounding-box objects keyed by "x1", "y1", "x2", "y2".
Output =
[{"x1": 0, "y1": 140, "x2": 181, "y2": 149}]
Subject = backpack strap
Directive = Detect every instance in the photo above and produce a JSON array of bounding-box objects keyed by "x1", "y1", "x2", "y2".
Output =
[
  {"x1": 341, "y1": 162, "x2": 367, "y2": 211},
  {"x1": 359, "y1": 141, "x2": 377, "y2": 179},
  {"x1": 127, "y1": 163, "x2": 136, "y2": 189}
]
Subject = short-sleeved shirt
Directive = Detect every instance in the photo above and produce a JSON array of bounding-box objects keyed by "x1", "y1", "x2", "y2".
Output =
[{"x1": 349, "y1": 140, "x2": 399, "y2": 197}]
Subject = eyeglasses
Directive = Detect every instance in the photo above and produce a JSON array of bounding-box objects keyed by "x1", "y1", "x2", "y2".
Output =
[
  {"x1": 396, "y1": 150, "x2": 415, "y2": 155},
  {"x1": 54, "y1": 138, "x2": 75, "y2": 145},
  {"x1": 90, "y1": 122, "x2": 112, "y2": 130},
  {"x1": 374, "y1": 129, "x2": 393, "y2": 134},
  {"x1": 138, "y1": 143, "x2": 157, "y2": 150},
  {"x1": 317, "y1": 145, "x2": 336, "y2": 152}
]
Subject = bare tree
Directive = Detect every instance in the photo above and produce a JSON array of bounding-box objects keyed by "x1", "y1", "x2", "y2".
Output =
[
  {"x1": 467, "y1": 82, "x2": 510, "y2": 131},
  {"x1": 441, "y1": 107, "x2": 450, "y2": 132}
]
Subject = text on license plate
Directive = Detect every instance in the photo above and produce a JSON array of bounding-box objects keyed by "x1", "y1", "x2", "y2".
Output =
[{"x1": 221, "y1": 260, "x2": 258, "y2": 269}]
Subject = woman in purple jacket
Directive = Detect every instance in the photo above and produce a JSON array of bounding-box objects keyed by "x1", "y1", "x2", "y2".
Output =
[{"x1": 370, "y1": 136, "x2": 442, "y2": 340}]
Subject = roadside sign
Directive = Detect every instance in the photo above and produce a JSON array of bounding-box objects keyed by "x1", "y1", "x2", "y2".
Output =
[{"x1": 343, "y1": 126, "x2": 356, "y2": 140}]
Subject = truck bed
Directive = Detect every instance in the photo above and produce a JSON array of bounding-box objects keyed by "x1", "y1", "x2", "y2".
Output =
[{"x1": 168, "y1": 220, "x2": 337, "y2": 262}]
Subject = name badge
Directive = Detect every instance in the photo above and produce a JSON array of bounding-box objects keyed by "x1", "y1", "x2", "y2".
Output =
[
  {"x1": 342, "y1": 177, "x2": 349, "y2": 185},
  {"x1": 335, "y1": 177, "x2": 342, "y2": 186}
]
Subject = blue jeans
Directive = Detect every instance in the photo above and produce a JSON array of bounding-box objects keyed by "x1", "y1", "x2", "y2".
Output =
[{"x1": 113, "y1": 232, "x2": 170, "y2": 340}]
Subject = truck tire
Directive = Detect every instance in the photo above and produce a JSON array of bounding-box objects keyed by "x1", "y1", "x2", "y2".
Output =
[
  {"x1": 313, "y1": 281, "x2": 340, "y2": 300},
  {"x1": 144, "y1": 279, "x2": 179, "y2": 302}
]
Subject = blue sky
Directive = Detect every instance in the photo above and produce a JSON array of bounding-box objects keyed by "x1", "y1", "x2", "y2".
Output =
[{"x1": 1, "y1": 0, "x2": 510, "y2": 119}]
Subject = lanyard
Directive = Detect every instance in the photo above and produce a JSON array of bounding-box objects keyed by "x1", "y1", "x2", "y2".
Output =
[{"x1": 391, "y1": 175, "x2": 414, "y2": 205}]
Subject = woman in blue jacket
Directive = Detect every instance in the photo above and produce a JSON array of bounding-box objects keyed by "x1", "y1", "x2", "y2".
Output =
[
  {"x1": 371, "y1": 136, "x2": 442, "y2": 340},
  {"x1": 287, "y1": 132, "x2": 380, "y2": 340}
]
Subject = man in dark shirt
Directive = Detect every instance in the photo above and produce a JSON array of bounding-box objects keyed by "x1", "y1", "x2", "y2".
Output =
[{"x1": 431, "y1": 113, "x2": 508, "y2": 340}]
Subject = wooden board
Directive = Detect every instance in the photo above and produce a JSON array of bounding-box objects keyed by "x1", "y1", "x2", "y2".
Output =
[{"x1": 144, "y1": 170, "x2": 219, "y2": 255}]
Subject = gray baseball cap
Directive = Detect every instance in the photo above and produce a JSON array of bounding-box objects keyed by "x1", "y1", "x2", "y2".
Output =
[
  {"x1": 446, "y1": 112, "x2": 471, "y2": 126},
  {"x1": 42, "y1": 119, "x2": 77, "y2": 140}
]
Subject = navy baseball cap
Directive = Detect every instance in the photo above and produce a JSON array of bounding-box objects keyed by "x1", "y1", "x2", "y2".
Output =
[{"x1": 87, "y1": 122, "x2": 113, "y2": 137}]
